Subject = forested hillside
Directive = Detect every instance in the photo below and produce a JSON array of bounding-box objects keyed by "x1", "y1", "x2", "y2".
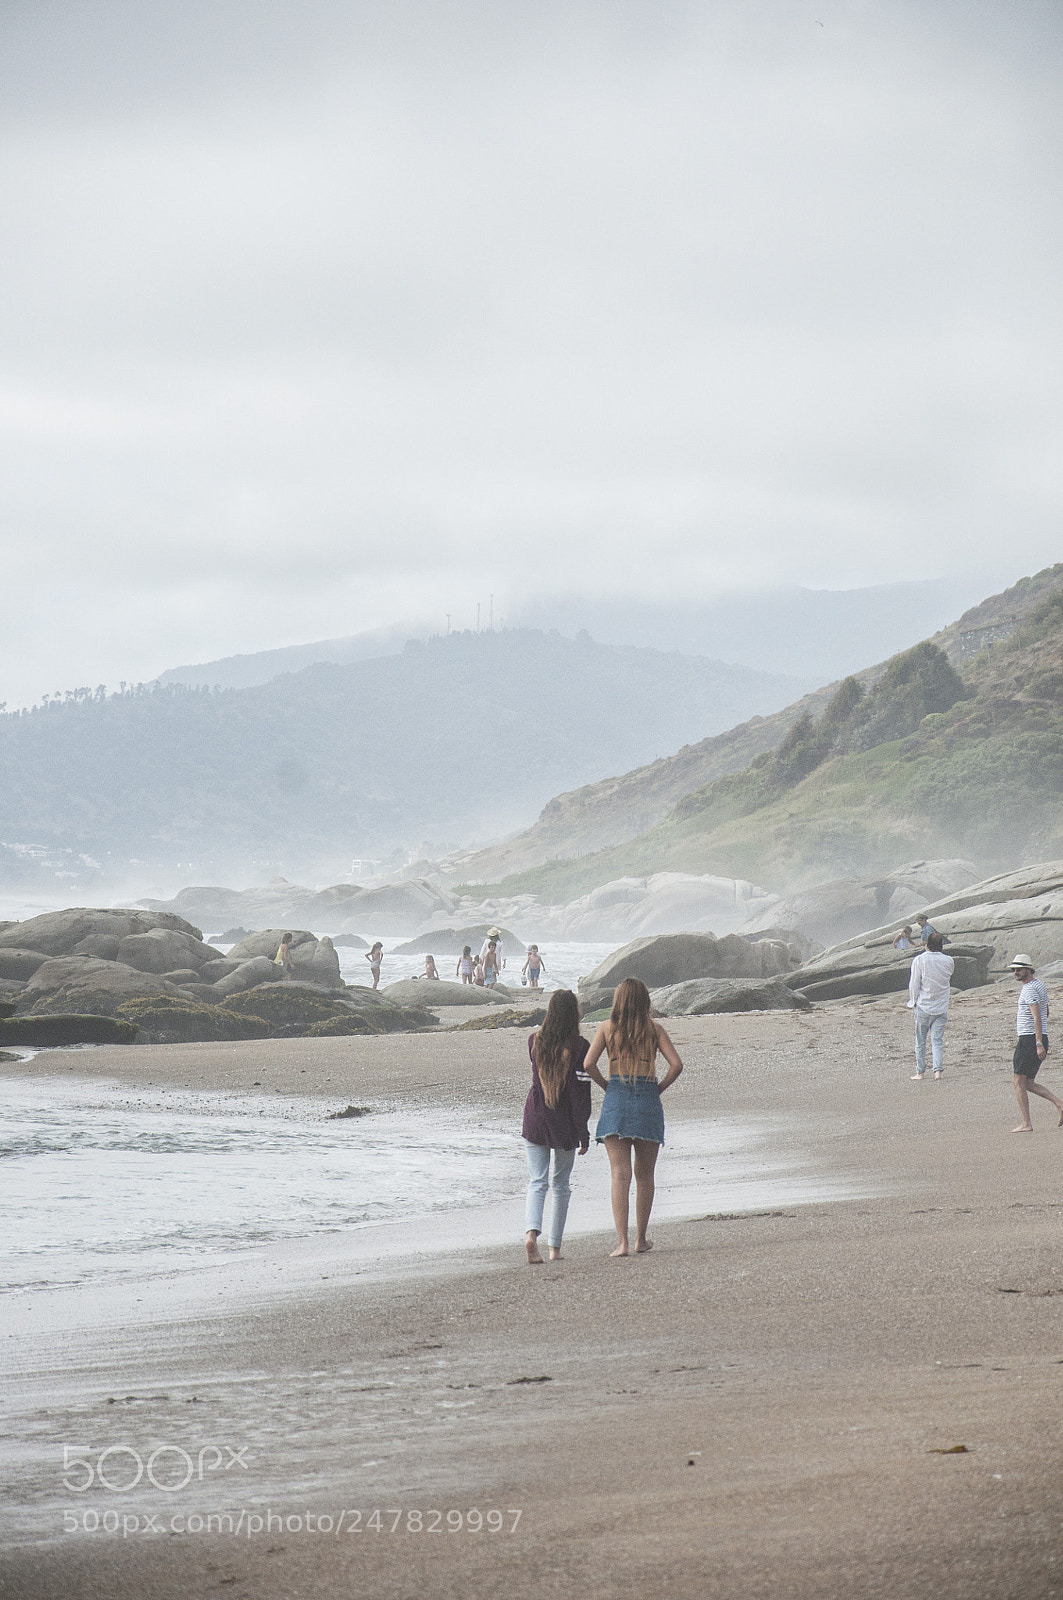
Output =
[
  {"x1": 461, "y1": 564, "x2": 1063, "y2": 899},
  {"x1": 0, "y1": 629, "x2": 809, "y2": 887}
]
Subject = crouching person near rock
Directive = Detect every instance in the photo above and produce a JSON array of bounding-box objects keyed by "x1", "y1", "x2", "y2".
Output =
[
  {"x1": 522, "y1": 990, "x2": 591, "y2": 1264},
  {"x1": 907, "y1": 931, "x2": 953, "y2": 1080}
]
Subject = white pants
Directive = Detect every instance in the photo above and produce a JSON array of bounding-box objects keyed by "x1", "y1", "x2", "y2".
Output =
[{"x1": 524, "y1": 1141, "x2": 576, "y2": 1247}]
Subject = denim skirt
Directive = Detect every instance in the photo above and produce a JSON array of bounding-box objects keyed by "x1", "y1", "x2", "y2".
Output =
[{"x1": 595, "y1": 1075, "x2": 665, "y2": 1145}]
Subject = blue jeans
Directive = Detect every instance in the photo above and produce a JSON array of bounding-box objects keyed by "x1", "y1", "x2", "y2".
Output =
[
  {"x1": 914, "y1": 1007, "x2": 947, "y2": 1074},
  {"x1": 524, "y1": 1142, "x2": 577, "y2": 1247}
]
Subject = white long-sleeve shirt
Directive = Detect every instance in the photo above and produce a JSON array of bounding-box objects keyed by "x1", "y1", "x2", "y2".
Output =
[{"x1": 907, "y1": 950, "x2": 955, "y2": 1016}]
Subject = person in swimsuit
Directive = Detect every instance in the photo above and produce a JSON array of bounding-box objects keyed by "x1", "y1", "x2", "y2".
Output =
[
  {"x1": 273, "y1": 932, "x2": 296, "y2": 979},
  {"x1": 521, "y1": 989, "x2": 591, "y2": 1264},
  {"x1": 583, "y1": 977, "x2": 683, "y2": 1257},
  {"x1": 366, "y1": 941, "x2": 383, "y2": 989},
  {"x1": 892, "y1": 926, "x2": 913, "y2": 952},
  {"x1": 423, "y1": 955, "x2": 439, "y2": 980},
  {"x1": 483, "y1": 939, "x2": 500, "y2": 987},
  {"x1": 522, "y1": 945, "x2": 545, "y2": 989},
  {"x1": 472, "y1": 955, "x2": 485, "y2": 987},
  {"x1": 456, "y1": 946, "x2": 474, "y2": 983}
]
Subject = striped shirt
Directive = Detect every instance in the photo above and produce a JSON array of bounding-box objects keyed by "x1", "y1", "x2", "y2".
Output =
[{"x1": 1016, "y1": 979, "x2": 1049, "y2": 1037}]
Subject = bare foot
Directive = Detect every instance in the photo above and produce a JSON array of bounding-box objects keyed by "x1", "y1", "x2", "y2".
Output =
[
  {"x1": 1011, "y1": 1125, "x2": 1034, "y2": 1133},
  {"x1": 610, "y1": 1243, "x2": 629, "y2": 1257},
  {"x1": 548, "y1": 1246, "x2": 563, "y2": 1261},
  {"x1": 525, "y1": 1233, "x2": 543, "y2": 1264},
  {"x1": 635, "y1": 1238, "x2": 654, "y2": 1253}
]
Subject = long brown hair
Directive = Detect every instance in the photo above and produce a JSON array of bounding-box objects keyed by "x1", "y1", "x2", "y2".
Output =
[
  {"x1": 535, "y1": 989, "x2": 581, "y2": 1108},
  {"x1": 608, "y1": 978, "x2": 658, "y2": 1073}
]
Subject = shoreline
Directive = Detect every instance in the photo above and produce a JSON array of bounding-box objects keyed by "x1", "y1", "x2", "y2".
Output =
[{"x1": 6, "y1": 989, "x2": 1063, "y2": 1598}]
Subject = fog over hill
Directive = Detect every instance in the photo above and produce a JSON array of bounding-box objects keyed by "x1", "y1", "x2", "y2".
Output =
[
  {"x1": 152, "y1": 578, "x2": 991, "y2": 695},
  {"x1": 460, "y1": 564, "x2": 1063, "y2": 901},
  {"x1": 0, "y1": 629, "x2": 811, "y2": 893}
]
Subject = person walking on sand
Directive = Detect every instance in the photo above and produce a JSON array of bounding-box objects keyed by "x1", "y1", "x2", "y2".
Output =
[
  {"x1": 366, "y1": 941, "x2": 383, "y2": 989},
  {"x1": 522, "y1": 989, "x2": 591, "y2": 1264},
  {"x1": 456, "y1": 945, "x2": 474, "y2": 983},
  {"x1": 582, "y1": 978, "x2": 683, "y2": 1258},
  {"x1": 522, "y1": 945, "x2": 545, "y2": 989},
  {"x1": 1009, "y1": 955, "x2": 1061, "y2": 1132},
  {"x1": 273, "y1": 932, "x2": 296, "y2": 979},
  {"x1": 908, "y1": 931, "x2": 954, "y2": 1080}
]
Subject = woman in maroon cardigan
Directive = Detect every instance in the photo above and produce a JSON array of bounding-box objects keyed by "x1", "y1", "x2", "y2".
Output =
[{"x1": 522, "y1": 989, "x2": 591, "y2": 1264}]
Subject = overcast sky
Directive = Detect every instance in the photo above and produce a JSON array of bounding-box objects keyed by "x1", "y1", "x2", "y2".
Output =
[{"x1": 1, "y1": 0, "x2": 1060, "y2": 709}]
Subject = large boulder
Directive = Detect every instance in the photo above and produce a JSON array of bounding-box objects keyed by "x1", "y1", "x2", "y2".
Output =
[
  {"x1": 740, "y1": 860, "x2": 981, "y2": 949},
  {"x1": 114, "y1": 996, "x2": 271, "y2": 1044},
  {"x1": 18, "y1": 957, "x2": 179, "y2": 1017},
  {"x1": 381, "y1": 978, "x2": 515, "y2": 1007},
  {"x1": 225, "y1": 982, "x2": 437, "y2": 1034},
  {"x1": 0, "y1": 1013, "x2": 139, "y2": 1047},
  {"x1": 650, "y1": 978, "x2": 812, "y2": 1016},
  {"x1": 578, "y1": 932, "x2": 799, "y2": 1013},
  {"x1": 786, "y1": 944, "x2": 992, "y2": 1002},
  {"x1": 557, "y1": 872, "x2": 778, "y2": 941},
  {"x1": 212, "y1": 957, "x2": 279, "y2": 996},
  {"x1": 0, "y1": 908, "x2": 203, "y2": 957},
  {"x1": 225, "y1": 930, "x2": 342, "y2": 988},
  {"x1": 116, "y1": 928, "x2": 217, "y2": 974},
  {"x1": 787, "y1": 859, "x2": 1063, "y2": 986},
  {"x1": 0, "y1": 949, "x2": 50, "y2": 982}
]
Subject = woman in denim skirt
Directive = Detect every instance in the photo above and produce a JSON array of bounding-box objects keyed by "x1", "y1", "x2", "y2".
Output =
[{"x1": 584, "y1": 978, "x2": 683, "y2": 1257}]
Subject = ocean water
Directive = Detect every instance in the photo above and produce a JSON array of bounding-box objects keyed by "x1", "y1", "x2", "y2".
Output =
[
  {"x1": 334, "y1": 939, "x2": 617, "y2": 994},
  {"x1": 0, "y1": 1074, "x2": 872, "y2": 1304}
]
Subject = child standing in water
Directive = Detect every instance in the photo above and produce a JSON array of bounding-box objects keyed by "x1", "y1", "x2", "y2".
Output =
[
  {"x1": 522, "y1": 989, "x2": 591, "y2": 1263},
  {"x1": 522, "y1": 945, "x2": 545, "y2": 989},
  {"x1": 483, "y1": 939, "x2": 501, "y2": 987},
  {"x1": 423, "y1": 955, "x2": 439, "y2": 980},
  {"x1": 456, "y1": 946, "x2": 474, "y2": 983},
  {"x1": 365, "y1": 941, "x2": 383, "y2": 989}
]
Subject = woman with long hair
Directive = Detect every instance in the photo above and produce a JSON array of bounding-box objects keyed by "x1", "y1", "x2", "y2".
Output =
[
  {"x1": 583, "y1": 977, "x2": 683, "y2": 1257},
  {"x1": 521, "y1": 989, "x2": 591, "y2": 1263}
]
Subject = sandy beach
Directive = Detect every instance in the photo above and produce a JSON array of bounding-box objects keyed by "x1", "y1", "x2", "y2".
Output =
[{"x1": 4, "y1": 987, "x2": 1063, "y2": 1599}]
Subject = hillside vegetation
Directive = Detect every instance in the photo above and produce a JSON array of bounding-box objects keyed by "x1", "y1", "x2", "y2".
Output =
[
  {"x1": 463, "y1": 564, "x2": 1063, "y2": 899},
  {"x1": 0, "y1": 629, "x2": 809, "y2": 888}
]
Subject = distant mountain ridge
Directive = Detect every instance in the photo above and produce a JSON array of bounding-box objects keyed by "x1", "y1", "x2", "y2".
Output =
[
  {"x1": 0, "y1": 628, "x2": 811, "y2": 889},
  {"x1": 458, "y1": 564, "x2": 1063, "y2": 897}
]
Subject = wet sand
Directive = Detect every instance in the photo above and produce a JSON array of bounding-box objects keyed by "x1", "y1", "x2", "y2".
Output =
[{"x1": 5, "y1": 988, "x2": 1063, "y2": 1599}]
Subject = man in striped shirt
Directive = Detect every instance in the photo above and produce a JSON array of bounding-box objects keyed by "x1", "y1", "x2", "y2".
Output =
[{"x1": 1009, "y1": 954, "x2": 1060, "y2": 1132}]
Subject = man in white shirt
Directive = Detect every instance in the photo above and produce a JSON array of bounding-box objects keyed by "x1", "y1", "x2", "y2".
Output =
[
  {"x1": 907, "y1": 931, "x2": 954, "y2": 1079},
  {"x1": 1008, "y1": 954, "x2": 1060, "y2": 1132}
]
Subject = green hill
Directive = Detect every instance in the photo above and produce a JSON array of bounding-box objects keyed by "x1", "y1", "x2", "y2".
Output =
[{"x1": 462, "y1": 564, "x2": 1063, "y2": 900}]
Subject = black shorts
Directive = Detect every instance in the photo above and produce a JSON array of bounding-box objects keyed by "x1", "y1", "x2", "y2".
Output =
[{"x1": 1014, "y1": 1034, "x2": 1049, "y2": 1078}]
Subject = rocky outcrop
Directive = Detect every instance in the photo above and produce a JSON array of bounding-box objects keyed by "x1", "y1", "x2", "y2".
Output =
[
  {"x1": 380, "y1": 979, "x2": 515, "y2": 1007},
  {"x1": 0, "y1": 907, "x2": 203, "y2": 958},
  {"x1": 739, "y1": 860, "x2": 981, "y2": 949},
  {"x1": 0, "y1": 949, "x2": 51, "y2": 982},
  {"x1": 0, "y1": 1013, "x2": 139, "y2": 1047},
  {"x1": 649, "y1": 978, "x2": 812, "y2": 1016},
  {"x1": 556, "y1": 872, "x2": 778, "y2": 941},
  {"x1": 578, "y1": 932, "x2": 801, "y2": 1014},
  {"x1": 18, "y1": 957, "x2": 180, "y2": 1017},
  {"x1": 117, "y1": 928, "x2": 217, "y2": 974},
  {"x1": 114, "y1": 997, "x2": 272, "y2": 1045},
  {"x1": 784, "y1": 860, "x2": 1063, "y2": 994},
  {"x1": 140, "y1": 877, "x2": 459, "y2": 938},
  {"x1": 224, "y1": 983, "x2": 437, "y2": 1035},
  {"x1": 225, "y1": 930, "x2": 342, "y2": 987},
  {"x1": 212, "y1": 957, "x2": 279, "y2": 996},
  {"x1": 786, "y1": 944, "x2": 992, "y2": 1002}
]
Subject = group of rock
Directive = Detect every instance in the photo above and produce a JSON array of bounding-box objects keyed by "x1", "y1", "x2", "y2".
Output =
[{"x1": 0, "y1": 909, "x2": 435, "y2": 1047}]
